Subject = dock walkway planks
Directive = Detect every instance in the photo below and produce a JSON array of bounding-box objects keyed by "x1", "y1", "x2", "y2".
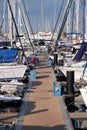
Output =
[{"x1": 17, "y1": 53, "x2": 73, "y2": 130}]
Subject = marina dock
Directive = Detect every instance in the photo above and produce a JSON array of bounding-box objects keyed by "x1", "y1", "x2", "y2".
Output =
[
  {"x1": 1, "y1": 0, "x2": 87, "y2": 130},
  {"x1": 15, "y1": 53, "x2": 73, "y2": 130}
]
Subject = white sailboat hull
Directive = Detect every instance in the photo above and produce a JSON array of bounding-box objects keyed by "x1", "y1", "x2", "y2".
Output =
[
  {"x1": 59, "y1": 66, "x2": 87, "y2": 81},
  {"x1": 0, "y1": 65, "x2": 27, "y2": 81},
  {"x1": 0, "y1": 95, "x2": 21, "y2": 102}
]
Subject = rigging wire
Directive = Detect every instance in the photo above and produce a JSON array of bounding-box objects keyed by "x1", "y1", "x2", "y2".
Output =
[
  {"x1": 82, "y1": 0, "x2": 86, "y2": 42},
  {"x1": 55, "y1": 0, "x2": 73, "y2": 49},
  {"x1": 70, "y1": 1, "x2": 75, "y2": 45},
  {"x1": 0, "y1": 0, "x2": 7, "y2": 35},
  {"x1": 17, "y1": 0, "x2": 34, "y2": 53},
  {"x1": 7, "y1": 0, "x2": 25, "y2": 53},
  {"x1": 22, "y1": 0, "x2": 36, "y2": 41},
  {"x1": 0, "y1": 18, "x2": 4, "y2": 33},
  {"x1": 51, "y1": 0, "x2": 65, "y2": 41}
]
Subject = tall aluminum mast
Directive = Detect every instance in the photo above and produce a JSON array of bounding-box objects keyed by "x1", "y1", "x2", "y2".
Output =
[
  {"x1": 17, "y1": 0, "x2": 34, "y2": 53},
  {"x1": 55, "y1": 0, "x2": 73, "y2": 48},
  {"x1": 7, "y1": 0, "x2": 24, "y2": 51},
  {"x1": 8, "y1": 0, "x2": 16, "y2": 42},
  {"x1": 75, "y1": 0, "x2": 80, "y2": 33},
  {"x1": 41, "y1": 0, "x2": 44, "y2": 32},
  {"x1": 82, "y1": 0, "x2": 86, "y2": 42},
  {"x1": 3, "y1": 0, "x2": 6, "y2": 34},
  {"x1": 85, "y1": 0, "x2": 87, "y2": 41},
  {"x1": 8, "y1": 0, "x2": 12, "y2": 38},
  {"x1": 18, "y1": 8, "x2": 22, "y2": 34}
]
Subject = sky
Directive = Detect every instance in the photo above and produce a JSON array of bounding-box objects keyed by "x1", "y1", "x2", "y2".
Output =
[
  {"x1": 0, "y1": 0, "x2": 66, "y2": 33},
  {"x1": 24, "y1": 0, "x2": 64, "y2": 33},
  {"x1": 0, "y1": 0, "x2": 85, "y2": 36},
  {"x1": 25, "y1": 0, "x2": 84, "y2": 34}
]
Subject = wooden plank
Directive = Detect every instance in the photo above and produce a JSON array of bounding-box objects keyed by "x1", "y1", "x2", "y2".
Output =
[
  {"x1": 69, "y1": 112, "x2": 87, "y2": 120},
  {"x1": 20, "y1": 54, "x2": 71, "y2": 130}
]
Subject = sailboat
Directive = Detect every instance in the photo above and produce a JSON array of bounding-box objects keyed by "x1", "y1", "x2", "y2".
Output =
[
  {"x1": 0, "y1": 0, "x2": 28, "y2": 82},
  {"x1": 0, "y1": 79, "x2": 25, "y2": 102},
  {"x1": 53, "y1": 0, "x2": 87, "y2": 82}
]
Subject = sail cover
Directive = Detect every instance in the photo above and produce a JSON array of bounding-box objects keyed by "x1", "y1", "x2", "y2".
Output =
[
  {"x1": 73, "y1": 42, "x2": 87, "y2": 61},
  {"x1": 0, "y1": 49, "x2": 19, "y2": 63}
]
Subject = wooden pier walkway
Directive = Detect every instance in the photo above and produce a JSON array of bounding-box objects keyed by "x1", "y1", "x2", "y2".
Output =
[{"x1": 16, "y1": 53, "x2": 73, "y2": 130}]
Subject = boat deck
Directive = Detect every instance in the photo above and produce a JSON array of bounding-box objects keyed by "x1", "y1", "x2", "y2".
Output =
[{"x1": 16, "y1": 53, "x2": 73, "y2": 130}]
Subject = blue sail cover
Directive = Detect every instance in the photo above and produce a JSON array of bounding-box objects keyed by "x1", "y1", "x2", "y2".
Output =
[
  {"x1": 0, "y1": 49, "x2": 19, "y2": 63},
  {"x1": 67, "y1": 32, "x2": 80, "y2": 35},
  {"x1": 73, "y1": 42, "x2": 87, "y2": 61}
]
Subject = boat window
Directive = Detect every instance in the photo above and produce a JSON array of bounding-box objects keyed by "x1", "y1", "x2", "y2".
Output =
[{"x1": 39, "y1": 41, "x2": 45, "y2": 46}]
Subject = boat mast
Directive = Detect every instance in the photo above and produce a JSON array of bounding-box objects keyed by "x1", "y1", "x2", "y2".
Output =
[
  {"x1": 41, "y1": 0, "x2": 44, "y2": 32},
  {"x1": 0, "y1": 0, "x2": 6, "y2": 36},
  {"x1": 51, "y1": 0, "x2": 65, "y2": 41},
  {"x1": 8, "y1": 0, "x2": 12, "y2": 42},
  {"x1": 3, "y1": 0, "x2": 6, "y2": 34},
  {"x1": 75, "y1": 0, "x2": 80, "y2": 34},
  {"x1": 18, "y1": 8, "x2": 22, "y2": 34},
  {"x1": 7, "y1": 0, "x2": 24, "y2": 51},
  {"x1": 82, "y1": 0, "x2": 86, "y2": 42},
  {"x1": 55, "y1": 0, "x2": 73, "y2": 48},
  {"x1": 17, "y1": 0, "x2": 34, "y2": 53},
  {"x1": 54, "y1": 0, "x2": 56, "y2": 29},
  {"x1": 11, "y1": 0, "x2": 16, "y2": 41},
  {"x1": 85, "y1": 0, "x2": 87, "y2": 41},
  {"x1": 7, "y1": 0, "x2": 16, "y2": 44},
  {"x1": 66, "y1": 10, "x2": 70, "y2": 33}
]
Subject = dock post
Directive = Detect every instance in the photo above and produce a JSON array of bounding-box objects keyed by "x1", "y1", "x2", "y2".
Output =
[
  {"x1": 64, "y1": 71, "x2": 75, "y2": 112},
  {"x1": 54, "y1": 52, "x2": 58, "y2": 66},
  {"x1": 66, "y1": 71, "x2": 74, "y2": 95}
]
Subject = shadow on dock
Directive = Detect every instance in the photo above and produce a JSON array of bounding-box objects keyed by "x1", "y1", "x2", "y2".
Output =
[
  {"x1": 36, "y1": 75, "x2": 49, "y2": 79},
  {"x1": 32, "y1": 81, "x2": 42, "y2": 87},
  {"x1": 18, "y1": 101, "x2": 48, "y2": 116},
  {"x1": 36, "y1": 65, "x2": 50, "y2": 69},
  {"x1": 29, "y1": 108, "x2": 48, "y2": 115},
  {"x1": 21, "y1": 125, "x2": 67, "y2": 130},
  {"x1": 37, "y1": 71, "x2": 51, "y2": 74}
]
